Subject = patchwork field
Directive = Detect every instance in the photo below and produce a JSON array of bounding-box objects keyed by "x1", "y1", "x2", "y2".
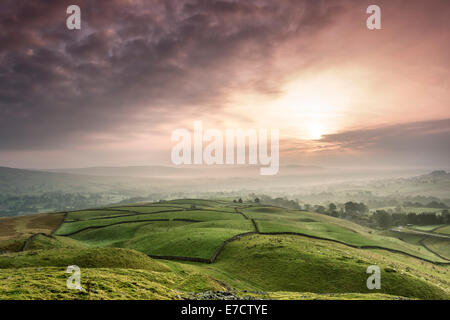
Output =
[{"x1": 0, "y1": 199, "x2": 449, "y2": 300}]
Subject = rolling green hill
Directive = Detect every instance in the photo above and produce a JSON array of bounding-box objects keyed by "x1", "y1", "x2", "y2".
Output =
[
  {"x1": 0, "y1": 199, "x2": 449, "y2": 300},
  {"x1": 208, "y1": 234, "x2": 449, "y2": 299}
]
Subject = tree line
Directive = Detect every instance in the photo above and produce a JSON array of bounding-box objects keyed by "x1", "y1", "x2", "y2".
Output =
[
  {"x1": 373, "y1": 210, "x2": 450, "y2": 229},
  {"x1": 313, "y1": 201, "x2": 450, "y2": 229}
]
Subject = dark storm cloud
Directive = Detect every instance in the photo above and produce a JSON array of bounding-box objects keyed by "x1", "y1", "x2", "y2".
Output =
[{"x1": 0, "y1": 0, "x2": 344, "y2": 150}]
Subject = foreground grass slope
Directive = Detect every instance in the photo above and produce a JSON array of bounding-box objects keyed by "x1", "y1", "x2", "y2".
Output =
[
  {"x1": 0, "y1": 248, "x2": 169, "y2": 271},
  {"x1": 0, "y1": 266, "x2": 225, "y2": 300},
  {"x1": 0, "y1": 266, "x2": 406, "y2": 300},
  {"x1": 0, "y1": 243, "x2": 439, "y2": 300}
]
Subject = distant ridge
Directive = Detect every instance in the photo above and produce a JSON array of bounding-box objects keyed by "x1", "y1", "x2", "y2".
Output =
[{"x1": 42, "y1": 164, "x2": 326, "y2": 178}]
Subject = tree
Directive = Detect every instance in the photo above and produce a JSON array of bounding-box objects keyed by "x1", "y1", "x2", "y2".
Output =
[
  {"x1": 254, "y1": 198, "x2": 260, "y2": 203},
  {"x1": 407, "y1": 213, "x2": 418, "y2": 225},
  {"x1": 373, "y1": 210, "x2": 393, "y2": 229},
  {"x1": 357, "y1": 202, "x2": 369, "y2": 214},
  {"x1": 344, "y1": 202, "x2": 359, "y2": 215},
  {"x1": 238, "y1": 198, "x2": 243, "y2": 203},
  {"x1": 327, "y1": 203, "x2": 338, "y2": 217},
  {"x1": 442, "y1": 210, "x2": 450, "y2": 224},
  {"x1": 315, "y1": 205, "x2": 326, "y2": 214},
  {"x1": 328, "y1": 203, "x2": 337, "y2": 212}
]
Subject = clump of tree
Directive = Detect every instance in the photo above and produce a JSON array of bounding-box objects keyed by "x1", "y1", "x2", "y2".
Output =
[
  {"x1": 373, "y1": 210, "x2": 393, "y2": 229},
  {"x1": 314, "y1": 205, "x2": 326, "y2": 214},
  {"x1": 403, "y1": 200, "x2": 448, "y2": 209},
  {"x1": 344, "y1": 201, "x2": 368, "y2": 217},
  {"x1": 254, "y1": 195, "x2": 301, "y2": 210},
  {"x1": 327, "y1": 203, "x2": 339, "y2": 217},
  {"x1": 371, "y1": 209, "x2": 449, "y2": 229},
  {"x1": 405, "y1": 211, "x2": 449, "y2": 225},
  {"x1": 312, "y1": 203, "x2": 340, "y2": 218}
]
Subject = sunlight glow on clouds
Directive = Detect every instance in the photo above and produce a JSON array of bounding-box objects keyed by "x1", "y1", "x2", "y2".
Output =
[{"x1": 0, "y1": 0, "x2": 449, "y2": 168}]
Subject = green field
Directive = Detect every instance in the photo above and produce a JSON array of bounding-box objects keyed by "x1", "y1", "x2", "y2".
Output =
[
  {"x1": 244, "y1": 206, "x2": 448, "y2": 263},
  {"x1": 410, "y1": 225, "x2": 444, "y2": 232},
  {"x1": 70, "y1": 219, "x2": 254, "y2": 259},
  {"x1": 436, "y1": 225, "x2": 450, "y2": 235},
  {"x1": 371, "y1": 206, "x2": 443, "y2": 214},
  {"x1": 56, "y1": 209, "x2": 243, "y2": 236},
  {"x1": 382, "y1": 230, "x2": 450, "y2": 263},
  {"x1": 422, "y1": 238, "x2": 450, "y2": 260},
  {"x1": 0, "y1": 199, "x2": 449, "y2": 300}
]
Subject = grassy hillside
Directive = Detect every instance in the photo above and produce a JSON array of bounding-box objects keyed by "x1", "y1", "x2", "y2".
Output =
[
  {"x1": 436, "y1": 225, "x2": 450, "y2": 235},
  {"x1": 52, "y1": 201, "x2": 449, "y2": 263},
  {"x1": 423, "y1": 238, "x2": 450, "y2": 260},
  {"x1": 23, "y1": 234, "x2": 89, "y2": 251},
  {"x1": 1, "y1": 198, "x2": 449, "y2": 300},
  {"x1": 0, "y1": 212, "x2": 65, "y2": 253},
  {"x1": 56, "y1": 210, "x2": 244, "y2": 236},
  {"x1": 207, "y1": 235, "x2": 449, "y2": 299},
  {"x1": 70, "y1": 219, "x2": 254, "y2": 259},
  {"x1": 384, "y1": 230, "x2": 450, "y2": 261},
  {"x1": 0, "y1": 212, "x2": 64, "y2": 240},
  {"x1": 242, "y1": 206, "x2": 448, "y2": 263},
  {"x1": 0, "y1": 265, "x2": 227, "y2": 300},
  {"x1": 0, "y1": 248, "x2": 169, "y2": 270},
  {"x1": 0, "y1": 266, "x2": 408, "y2": 300}
]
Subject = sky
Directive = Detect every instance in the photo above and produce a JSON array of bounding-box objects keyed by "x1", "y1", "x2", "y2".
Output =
[{"x1": 0, "y1": 0, "x2": 449, "y2": 169}]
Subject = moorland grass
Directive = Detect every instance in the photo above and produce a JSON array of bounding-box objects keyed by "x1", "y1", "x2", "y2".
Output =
[
  {"x1": 0, "y1": 266, "x2": 225, "y2": 300},
  {"x1": 0, "y1": 212, "x2": 65, "y2": 241},
  {"x1": 0, "y1": 265, "x2": 409, "y2": 300}
]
